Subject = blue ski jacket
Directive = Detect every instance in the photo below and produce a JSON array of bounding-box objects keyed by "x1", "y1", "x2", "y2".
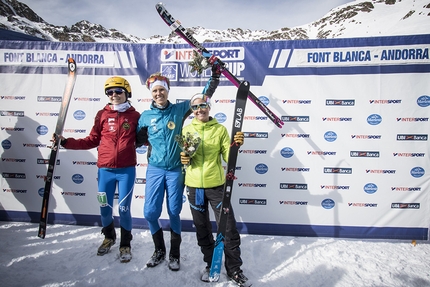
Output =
[{"x1": 137, "y1": 100, "x2": 190, "y2": 170}]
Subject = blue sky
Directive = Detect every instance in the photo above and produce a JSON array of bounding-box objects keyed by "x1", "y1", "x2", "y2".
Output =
[{"x1": 18, "y1": 0, "x2": 353, "y2": 39}]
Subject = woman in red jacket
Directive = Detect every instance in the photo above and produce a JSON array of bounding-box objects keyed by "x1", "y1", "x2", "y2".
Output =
[{"x1": 56, "y1": 76, "x2": 140, "y2": 263}]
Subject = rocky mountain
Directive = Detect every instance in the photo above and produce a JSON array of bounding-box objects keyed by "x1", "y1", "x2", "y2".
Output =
[{"x1": 0, "y1": 0, "x2": 429, "y2": 43}]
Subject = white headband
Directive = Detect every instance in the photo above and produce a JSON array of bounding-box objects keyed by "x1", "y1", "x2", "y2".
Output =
[{"x1": 150, "y1": 80, "x2": 169, "y2": 92}]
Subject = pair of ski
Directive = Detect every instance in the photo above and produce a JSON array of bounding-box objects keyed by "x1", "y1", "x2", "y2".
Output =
[{"x1": 155, "y1": 4, "x2": 259, "y2": 285}]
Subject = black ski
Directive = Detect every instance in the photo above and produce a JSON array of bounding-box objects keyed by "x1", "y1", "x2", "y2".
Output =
[
  {"x1": 38, "y1": 58, "x2": 77, "y2": 239},
  {"x1": 155, "y1": 3, "x2": 284, "y2": 129},
  {"x1": 209, "y1": 81, "x2": 249, "y2": 282}
]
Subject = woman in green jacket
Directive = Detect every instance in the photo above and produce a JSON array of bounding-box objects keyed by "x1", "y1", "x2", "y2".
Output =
[{"x1": 181, "y1": 93, "x2": 249, "y2": 286}]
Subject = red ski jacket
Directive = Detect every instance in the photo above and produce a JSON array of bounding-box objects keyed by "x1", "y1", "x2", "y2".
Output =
[{"x1": 63, "y1": 104, "x2": 140, "y2": 169}]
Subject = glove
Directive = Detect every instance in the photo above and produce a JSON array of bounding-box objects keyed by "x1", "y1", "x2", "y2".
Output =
[
  {"x1": 136, "y1": 127, "x2": 149, "y2": 147},
  {"x1": 211, "y1": 63, "x2": 223, "y2": 79},
  {"x1": 50, "y1": 133, "x2": 67, "y2": 147},
  {"x1": 233, "y1": 131, "x2": 244, "y2": 146},
  {"x1": 180, "y1": 152, "x2": 191, "y2": 165}
]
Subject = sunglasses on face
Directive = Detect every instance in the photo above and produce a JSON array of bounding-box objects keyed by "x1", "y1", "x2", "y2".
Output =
[
  {"x1": 190, "y1": 103, "x2": 209, "y2": 111},
  {"x1": 106, "y1": 88, "x2": 125, "y2": 96},
  {"x1": 146, "y1": 75, "x2": 170, "y2": 89}
]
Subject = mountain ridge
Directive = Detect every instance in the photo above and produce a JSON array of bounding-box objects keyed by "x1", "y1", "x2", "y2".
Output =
[{"x1": 0, "y1": 0, "x2": 429, "y2": 43}]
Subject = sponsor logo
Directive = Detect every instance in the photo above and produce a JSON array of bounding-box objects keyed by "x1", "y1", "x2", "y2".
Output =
[
  {"x1": 279, "y1": 183, "x2": 308, "y2": 190},
  {"x1": 363, "y1": 183, "x2": 378, "y2": 194},
  {"x1": 279, "y1": 201, "x2": 308, "y2": 205},
  {"x1": 367, "y1": 114, "x2": 382, "y2": 125},
  {"x1": 307, "y1": 151, "x2": 336, "y2": 156},
  {"x1": 73, "y1": 97, "x2": 101, "y2": 102},
  {"x1": 396, "y1": 117, "x2": 429, "y2": 122},
  {"x1": 0, "y1": 110, "x2": 24, "y2": 117},
  {"x1": 2, "y1": 140, "x2": 11, "y2": 149},
  {"x1": 136, "y1": 146, "x2": 147, "y2": 154},
  {"x1": 321, "y1": 198, "x2": 335, "y2": 209},
  {"x1": 61, "y1": 192, "x2": 86, "y2": 196},
  {"x1": 3, "y1": 189, "x2": 27, "y2": 193},
  {"x1": 348, "y1": 203, "x2": 378, "y2": 207},
  {"x1": 320, "y1": 185, "x2": 350, "y2": 190},
  {"x1": 324, "y1": 131, "x2": 337, "y2": 142},
  {"x1": 72, "y1": 174, "x2": 84, "y2": 184},
  {"x1": 73, "y1": 110, "x2": 86, "y2": 120},
  {"x1": 214, "y1": 112, "x2": 227, "y2": 123},
  {"x1": 391, "y1": 203, "x2": 420, "y2": 209},
  {"x1": 350, "y1": 151, "x2": 380, "y2": 157},
  {"x1": 1, "y1": 127, "x2": 25, "y2": 132},
  {"x1": 258, "y1": 96, "x2": 269, "y2": 106},
  {"x1": 417, "y1": 95, "x2": 430, "y2": 107},
  {"x1": 135, "y1": 178, "x2": 146, "y2": 184},
  {"x1": 244, "y1": 116, "x2": 268, "y2": 121},
  {"x1": 280, "y1": 147, "x2": 294, "y2": 158},
  {"x1": 36, "y1": 125, "x2": 48, "y2": 135},
  {"x1": 238, "y1": 183, "x2": 267, "y2": 188},
  {"x1": 282, "y1": 100, "x2": 312, "y2": 104},
  {"x1": 72, "y1": 161, "x2": 97, "y2": 165},
  {"x1": 322, "y1": 117, "x2": 352, "y2": 122},
  {"x1": 243, "y1": 132, "x2": 268, "y2": 138},
  {"x1": 214, "y1": 99, "x2": 236, "y2": 104},
  {"x1": 63, "y1": 129, "x2": 87, "y2": 133},
  {"x1": 351, "y1": 135, "x2": 382, "y2": 139},
  {"x1": 35, "y1": 112, "x2": 59, "y2": 117},
  {"x1": 410, "y1": 167, "x2": 425, "y2": 178},
  {"x1": 281, "y1": 116, "x2": 310, "y2": 122},
  {"x1": 161, "y1": 64, "x2": 178, "y2": 81},
  {"x1": 1, "y1": 96, "x2": 26, "y2": 100},
  {"x1": 281, "y1": 167, "x2": 310, "y2": 172},
  {"x1": 281, "y1": 133, "x2": 310, "y2": 138},
  {"x1": 239, "y1": 150, "x2": 267, "y2": 154},
  {"x1": 365, "y1": 169, "x2": 396, "y2": 174},
  {"x1": 161, "y1": 47, "x2": 245, "y2": 62},
  {"x1": 396, "y1": 134, "x2": 428, "y2": 141},
  {"x1": 255, "y1": 163, "x2": 268, "y2": 174},
  {"x1": 369, "y1": 100, "x2": 402, "y2": 104},
  {"x1": 326, "y1": 99, "x2": 355, "y2": 106},
  {"x1": 393, "y1": 152, "x2": 425, "y2": 157},
  {"x1": 37, "y1": 96, "x2": 62, "y2": 102},
  {"x1": 137, "y1": 163, "x2": 148, "y2": 167},
  {"x1": 2, "y1": 172, "x2": 26, "y2": 179},
  {"x1": 23, "y1": 143, "x2": 47, "y2": 148},
  {"x1": 1, "y1": 158, "x2": 26, "y2": 163},
  {"x1": 239, "y1": 198, "x2": 267, "y2": 205},
  {"x1": 37, "y1": 158, "x2": 60, "y2": 165},
  {"x1": 324, "y1": 167, "x2": 352, "y2": 174},
  {"x1": 391, "y1": 187, "x2": 421, "y2": 192}
]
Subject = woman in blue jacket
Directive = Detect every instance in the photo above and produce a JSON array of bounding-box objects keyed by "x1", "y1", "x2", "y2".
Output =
[{"x1": 137, "y1": 67, "x2": 220, "y2": 271}]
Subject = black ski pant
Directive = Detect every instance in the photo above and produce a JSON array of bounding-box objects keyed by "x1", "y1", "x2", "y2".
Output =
[{"x1": 186, "y1": 185, "x2": 242, "y2": 275}]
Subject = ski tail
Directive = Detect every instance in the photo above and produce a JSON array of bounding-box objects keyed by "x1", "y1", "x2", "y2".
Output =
[
  {"x1": 155, "y1": 3, "x2": 284, "y2": 128},
  {"x1": 38, "y1": 58, "x2": 77, "y2": 239},
  {"x1": 209, "y1": 81, "x2": 249, "y2": 281}
]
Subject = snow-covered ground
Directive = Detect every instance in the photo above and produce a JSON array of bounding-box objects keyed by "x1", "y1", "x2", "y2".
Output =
[{"x1": 1, "y1": 221, "x2": 429, "y2": 287}]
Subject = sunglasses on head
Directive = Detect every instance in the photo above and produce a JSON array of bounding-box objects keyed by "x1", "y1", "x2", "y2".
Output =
[
  {"x1": 106, "y1": 88, "x2": 125, "y2": 96},
  {"x1": 190, "y1": 103, "x2": 209, "y2": 111},
  {"x1": 146, "y1": 75, "x2": 170, "y2": 89}
]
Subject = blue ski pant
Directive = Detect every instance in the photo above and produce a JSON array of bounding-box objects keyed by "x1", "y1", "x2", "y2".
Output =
[
  {"x1": 144, "y1": 164, "x2": 184, "y2": 235},
  {"x1": 187, "y1": 185, "x2": 242, "y2": 274},
  {"x1": 97, "y1": 166, "x2": 135, "y2": 231}
]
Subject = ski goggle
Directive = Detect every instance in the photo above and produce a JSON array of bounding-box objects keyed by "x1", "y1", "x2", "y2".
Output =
[
  {"x1": 190, "y1": 103, "x2": 209, "y2": 111},
  {"x1": 106, "y1": 88, "x2": 125, "y2": 96},
  {"x1": 146, "y1": 75, "x2": 170, "y2": 90}
]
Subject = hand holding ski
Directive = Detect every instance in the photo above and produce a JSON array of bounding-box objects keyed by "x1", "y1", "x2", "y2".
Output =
[{"x1": 155, "y1": 2, "x2": 284, "y2": 129}]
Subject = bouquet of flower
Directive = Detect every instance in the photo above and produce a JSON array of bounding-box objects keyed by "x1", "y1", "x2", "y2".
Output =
[
  {"x1": 175, "y1": 132, "x2": 201, "y2": 173},
  {"x1": 189, "y1": 50, "x2": 211, "y2": 75}
]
